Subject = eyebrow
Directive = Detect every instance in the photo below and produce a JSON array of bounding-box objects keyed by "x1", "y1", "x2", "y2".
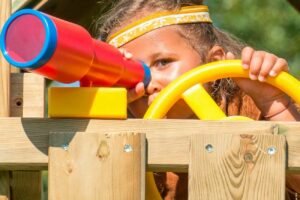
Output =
[{"x1": 149, "y1": 52, "x2": 178, "y2": 62}]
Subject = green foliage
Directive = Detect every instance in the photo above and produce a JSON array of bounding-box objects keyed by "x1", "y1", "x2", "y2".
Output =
[{"x1": 206, "y1": 0, "x2": 300, "y2": 77}]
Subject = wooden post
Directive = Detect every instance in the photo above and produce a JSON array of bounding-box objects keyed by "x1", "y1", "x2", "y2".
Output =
[
  {"x1": 1, "y1": 1, "x2": 45, "y2": 199},
  {"x1": 9, "y1": 73, "x2": 45, "y2": 200},
  {"x1": 189, "y1": 134, "x2": 286, "y2": 200},
  {"x1": 11, "y1": 171, "x2": 42, "y2": 200},
  {"x1": 0, "y1": 73, "x2": 45, "y2": 200},
  {"x1": 0, "y1": 0, "x2": 12, "y2": 199},
  {"x1": 49, "y1": 132, "x2": 145, "y2": 200},
  {"x1": 0, "y1": 0, "x2": 10, "y2": 117},
  {"x1": 10, "y1": 74, "x2": 45, "y2": 117}
]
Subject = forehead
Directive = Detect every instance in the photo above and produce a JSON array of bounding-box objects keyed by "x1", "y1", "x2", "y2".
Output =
[
  {"x1": 128, "y1": 26, "x2": 183, "y2": 43},
  {"x1": 122, "y1": 26, "x2": 193, "y2": 57}
]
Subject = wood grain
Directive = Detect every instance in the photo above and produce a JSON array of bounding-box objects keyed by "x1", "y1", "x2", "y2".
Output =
[
  {"x1": 0, "y1": 119, "x2": 298, "y2": 172},
  {"x1": 10, "y1": 73, "x2": 45, "y2": 117},
  {"x1": 0, "y1": 0, "x2": 12, "y2": 198},
  {"x1": 189, "y1": 134, "x2": 285, "y2": 200},
  {"x1": 49, "y1": 132, "x2": 145, "y2": 200},
  {"x1": 0, "y1": 0, "x2": 10, "y2": 118},
  {"x1": 9, "y1": 74, "x2": 45, "y2": 200},
  {"x1": 11, "y1": 171, "x2": 42, "y2": 200}
]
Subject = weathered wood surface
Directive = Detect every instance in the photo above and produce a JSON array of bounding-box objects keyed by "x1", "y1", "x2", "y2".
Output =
[
  {"x1": 49, "y1": 132, "x2": 145, "y2": 200},
  {"x1": 11, "y1": 171, "x2": 42, "y2": 200},
  {"x1": 189, "y1": 134, "x2": 285, "y2": 200},
  {"x1": 0, "y1": 74, "x2": 44, "y2": 199},
  {"x1": 10, "y1": 73, "x2": 45, "y2": 117},
  {"x1": 0, "y1": 0, "x2": 11, "y2": 118},
  {"x1": 0, "y1": 119, "x2": 298, "y2": 172},
  {"x1": 11, "y1": 74, "x2": 44, "y2": 200},
  {"x1": 0, "y1": 172, "x2": 9, "y2": 200},
  {"x1": 0, "y1": 0, "x2": 12, "y2": 198},
  {"x1": 12, "y1": 0, "x2": 33, "y2": 12}
]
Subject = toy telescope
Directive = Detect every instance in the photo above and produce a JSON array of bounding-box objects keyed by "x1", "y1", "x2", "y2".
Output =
[{"x1": 0, "y1": 9, "x2": 151, "y2": 88}]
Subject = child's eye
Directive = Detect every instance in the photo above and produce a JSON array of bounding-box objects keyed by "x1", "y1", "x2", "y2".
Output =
[{"x1": 152, "y1": 59, "x2": 172, "y2": 69}]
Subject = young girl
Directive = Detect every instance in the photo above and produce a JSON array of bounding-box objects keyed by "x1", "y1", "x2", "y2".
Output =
[{"x1": 96, "y1": 0, "x2": 300, "y2": 199}]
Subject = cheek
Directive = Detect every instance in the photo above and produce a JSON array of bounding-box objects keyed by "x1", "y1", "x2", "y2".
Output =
[
  {"x1": 183, "y1": 58, "x2": 203, "y2": 73},
  {"x1": 152, "y1": 64, "x2": 183, "y2": 86},
  {"x1": 168, "y1": 60, "x2": 199, "y2": 81},
  {"x1": 167, "y1": 65, "x2": 184, "y2": 81}
]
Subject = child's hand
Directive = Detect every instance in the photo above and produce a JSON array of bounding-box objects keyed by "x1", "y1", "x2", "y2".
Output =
[
  {"x1": 119, "y1": 48, "x2": 146, "y2": 103},
  {"x1": 240, "y1": 47, "x2": 289, "y2": 81},
  {"x1": 128, "y1": 82, "x2": 146, "y2": 103},
  {"x1": 227, "y1": 47, "x2": 292, "y2": 119}
]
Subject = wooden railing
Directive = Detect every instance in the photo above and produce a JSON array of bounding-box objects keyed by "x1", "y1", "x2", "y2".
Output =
[{"x1": 0, "y1": 117, "x2": 299, "y2": 199}]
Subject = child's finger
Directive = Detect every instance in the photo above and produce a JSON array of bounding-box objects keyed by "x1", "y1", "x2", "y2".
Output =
[
  {"x1": 127, "y1": 82, "x2": 145, "y2": 103},
  {"x1": 249, "y1": 51, "x2": 264, "y2": 80},
  {"x1": 124, "y1": 51, "x2": 133, "y2": 59},
  {"x1": 257, "y1": 53, "x2": 277, "y2": 82},
  {"x1": 119, "y1": 48, "x2": 133, "y2": 59},
  {"x1": 225, "y1": 51, "x2": 235, "y2": 60},
  {"x1": 269, "y1": 58, "x2": 289, "y2": 77},
  {"x1": 119, "y1": 48, "x2": 125, "y2": 54},
  {"x1": 241, "y1": 47, "x2": 254, "y2": 69}
]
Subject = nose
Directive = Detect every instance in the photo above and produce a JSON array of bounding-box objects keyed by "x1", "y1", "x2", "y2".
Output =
[
  {"x1": 146, "y1": 81, "x2": 161, "y2": 95},
  {"x1": 145, "y1": 72, "x2": 161, "y2": 95}
]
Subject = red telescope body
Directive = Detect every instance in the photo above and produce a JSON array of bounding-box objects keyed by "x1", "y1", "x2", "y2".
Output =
[{"x1": 0, "y1": 9, "x2": 151, "y2": 88}]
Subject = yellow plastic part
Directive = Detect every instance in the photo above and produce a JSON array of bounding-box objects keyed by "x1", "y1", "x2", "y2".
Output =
[
  {"x1": 182, "y1": 84, "x2": 226, "y2": 120},
  {"x1": 145, "y1": 173, "x2": 163, "y2": 200},
  {"x1": 48, "y1": 87, "x2": 127, "y2": 119},
  {"x1": 222, "y1": 116, "x2": 253, "y2": 121},
  {"x1": 144, "y1": 60, "x2": 300, "y2": 199},
  {"x1": 145, "y1": 60, "x2": 300, "y2": 119}
]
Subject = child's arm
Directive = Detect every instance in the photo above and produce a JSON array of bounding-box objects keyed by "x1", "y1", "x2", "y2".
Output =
[{"x1": 229, "y1": 47, "x2": 300, "y2": 121}]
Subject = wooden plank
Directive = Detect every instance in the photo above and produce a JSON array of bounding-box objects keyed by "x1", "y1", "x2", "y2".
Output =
[
  {"x1": 48, "y1": 132, "x2": 145, "y2": 200},
  {"x1": 0, "y1": 0, "x2": 11, "y2": 119},
  {"x1": 0, "y1": 0, "x2": 12, "y2": 198},
  {"x1": 12, "y1": 0, "x2": 33, "y2": 13},
  {"x1": 33, "y1": 0, "x2": 49, "y2": 10},
  {"x1": 0, "y1": 172, "x2": 9, "y2": 200},
  {"x1": 10, "y1": 74, "x2": 45, "y2": 200},
  {"x1": 11, "y1": 171, "x2": 42, "y2": 200},
  {"x1": 10, "y1": 73, "x2": 45, "y2": 117},
  {"x1": 0, "y1": 119, "x2": 299, "y2": 172},
  {"x1": 188, "y1": 134, "x2": 286, "y2": 200}
]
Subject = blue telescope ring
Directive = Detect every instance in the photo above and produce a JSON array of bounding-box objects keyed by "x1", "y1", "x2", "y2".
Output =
[{"x1": 0, "y1": 9, "x2": 57, "y2": 69}]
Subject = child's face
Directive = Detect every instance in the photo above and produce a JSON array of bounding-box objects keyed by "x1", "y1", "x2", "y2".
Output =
[{"x1": 123, "y1": 26, "x2": 203, "y2": 118}]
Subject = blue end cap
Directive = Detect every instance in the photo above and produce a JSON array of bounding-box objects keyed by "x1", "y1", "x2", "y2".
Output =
[
  {"x1": 141, "y1": 62, "x2": 151, "y2": 87},
  {"x1": 0, "y1": 9, "x2": 57, "y2": 69}
]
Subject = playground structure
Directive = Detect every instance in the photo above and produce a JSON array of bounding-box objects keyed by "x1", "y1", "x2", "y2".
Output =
[
  {"x1": 1, "y1": 59, "x2": 300, "y2": 200},
  {"x1": 1, "y1": 1, "x2": 300, "y2": 200}
]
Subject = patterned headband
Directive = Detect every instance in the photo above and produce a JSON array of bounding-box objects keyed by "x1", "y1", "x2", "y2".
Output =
[{"x1": 107, "y1": 5, "x2": 212, "y2": 48}]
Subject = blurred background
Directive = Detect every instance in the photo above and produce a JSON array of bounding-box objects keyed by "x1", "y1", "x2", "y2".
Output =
[{"x1": 206, "y1": 0, "x2": 300, "y2": 77}]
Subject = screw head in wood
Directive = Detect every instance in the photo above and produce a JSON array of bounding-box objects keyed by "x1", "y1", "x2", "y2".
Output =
[
  {"x1": 205, "y1": 144, "x2": 214, "y2": 153},
  {"x1": 267, "y1": 146, "x2": 277, "y2": 155},
  {"x1": 124, "y1": 144, "x2": 133, "y2": 153}
]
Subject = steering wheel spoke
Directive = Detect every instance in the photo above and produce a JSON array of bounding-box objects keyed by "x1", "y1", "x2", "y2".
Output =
[{"x1": 182, "y1": 84, "x2": 226, "y2": 120}]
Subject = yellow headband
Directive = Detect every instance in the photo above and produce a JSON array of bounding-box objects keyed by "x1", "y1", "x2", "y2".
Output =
[{"x1": 107, "y1": 5, "x2": 212, "y2": 48}]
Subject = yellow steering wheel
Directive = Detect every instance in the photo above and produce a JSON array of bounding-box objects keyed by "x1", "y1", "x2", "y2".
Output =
[{"x1": 143, "y1": 60, "x2": 300, "y2": 199}]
